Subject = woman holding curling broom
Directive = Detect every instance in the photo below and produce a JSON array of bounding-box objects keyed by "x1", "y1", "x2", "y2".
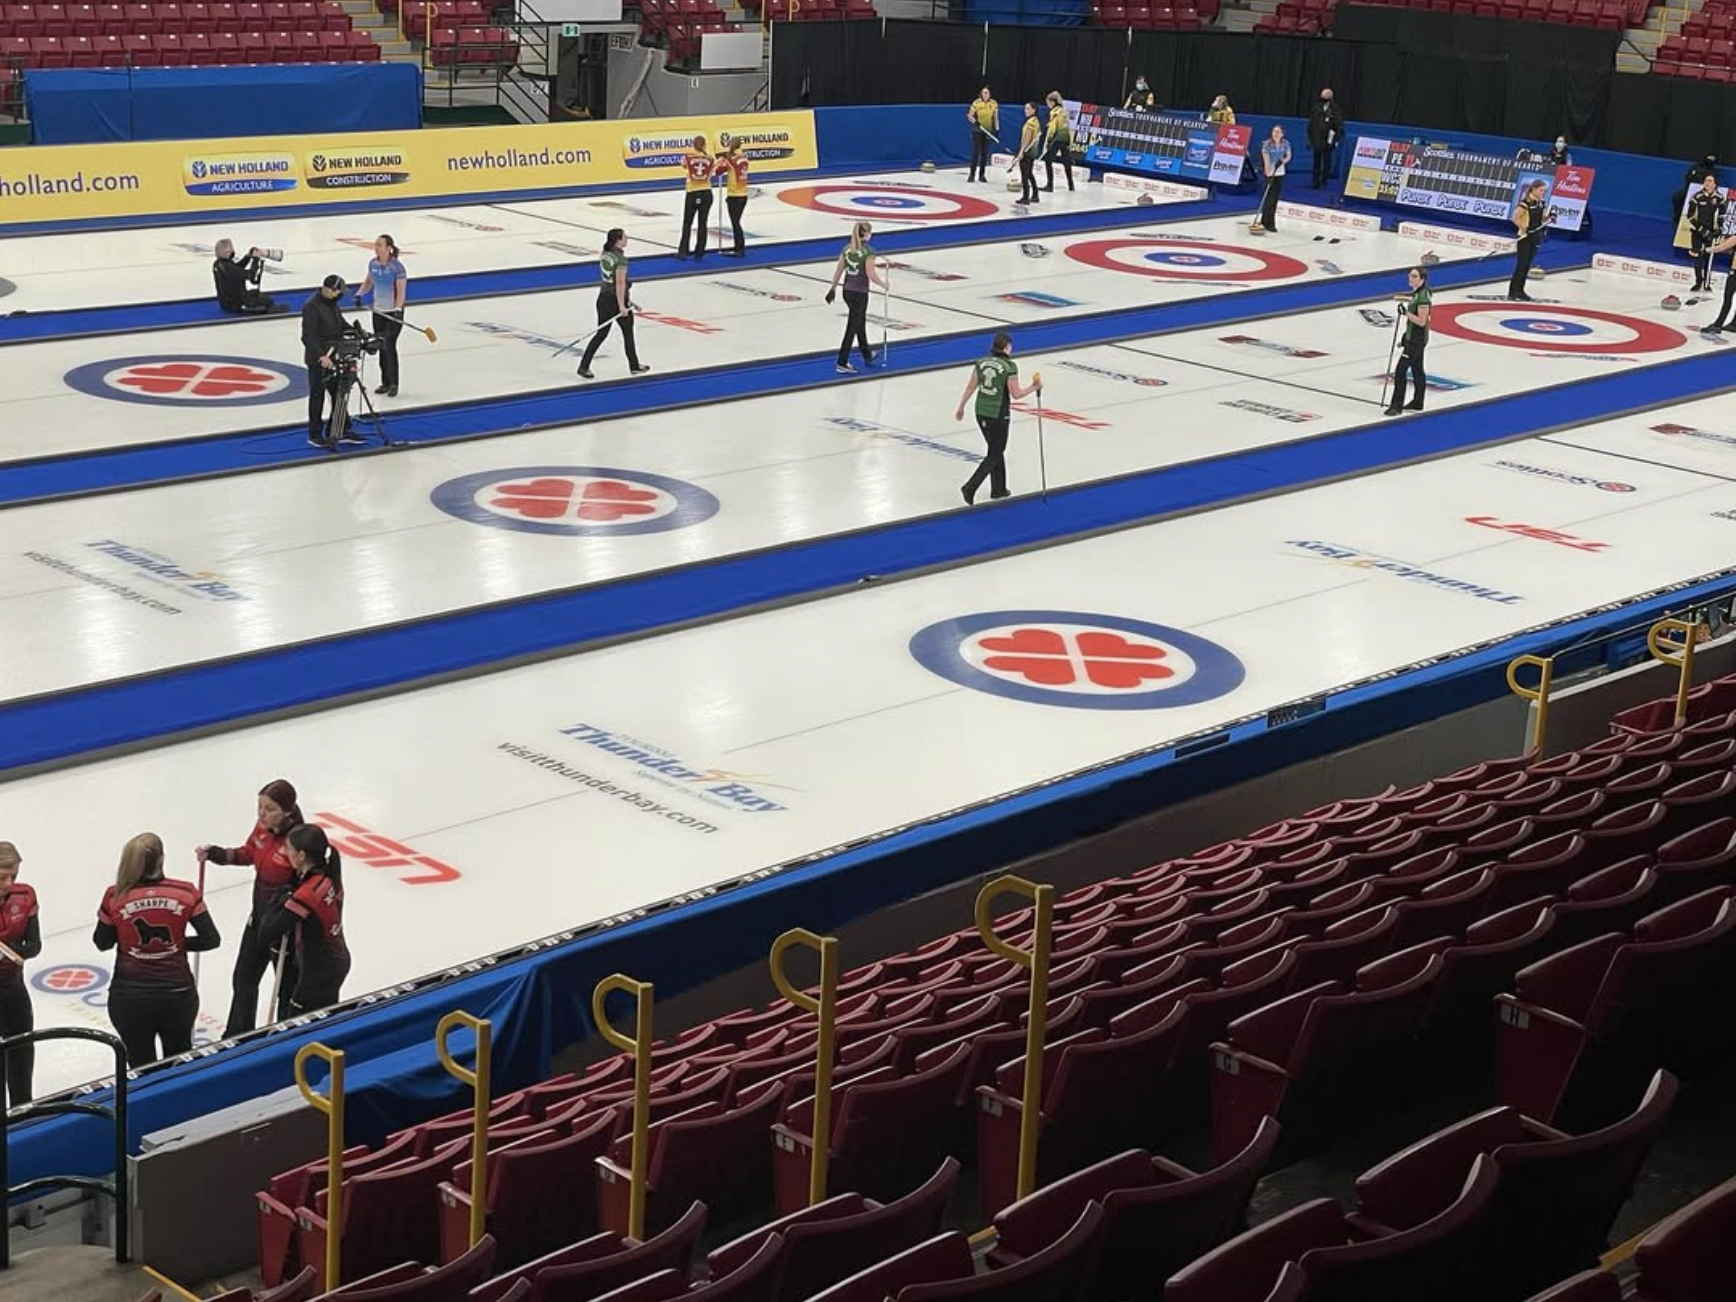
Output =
[
  {"x1": 578, "y1": 228, "x2": 652, "y2": 380},
  {"x1": 954, "y1": 331, "x2": 1043, "y2": 504}
]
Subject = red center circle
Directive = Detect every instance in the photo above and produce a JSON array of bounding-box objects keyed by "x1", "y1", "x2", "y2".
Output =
[
  {"x1": 1429, "y1": 303, "x2": 1686, "y2": 354},
  {"x1": 776, "y1": 184, "x2": 999, "y2": 221},
  {"x1": 1065, "y1": 238, "x2": 1309, "y2": 281}
]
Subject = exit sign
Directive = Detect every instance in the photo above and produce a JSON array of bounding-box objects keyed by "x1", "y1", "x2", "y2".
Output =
[{"x1": 561, "y1": 21, "x2": 580, "y2": 34}]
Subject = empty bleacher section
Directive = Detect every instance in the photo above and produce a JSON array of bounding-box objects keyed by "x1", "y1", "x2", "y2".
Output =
[{"x1": 0, "y1": 1, "x2": 381, "y2": 64}]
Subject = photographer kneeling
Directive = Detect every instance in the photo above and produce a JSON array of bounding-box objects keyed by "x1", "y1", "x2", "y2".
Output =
[
  {"x1": 302, "y1": 274, "x2": 365, "y2": 450},
  {"x1": 213, "y1": 239, "x2": 285, "y2": 316}
]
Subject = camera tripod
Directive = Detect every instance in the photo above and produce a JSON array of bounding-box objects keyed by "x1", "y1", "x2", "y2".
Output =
[{"x1": 323, "y1": 357, "x2": 401, "y2": 450}]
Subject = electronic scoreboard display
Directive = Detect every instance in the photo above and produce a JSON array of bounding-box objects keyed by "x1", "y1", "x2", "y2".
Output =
[
  {"x1": 1343, "y1": 136, "x2": 1594, "y2": 231},
  {"x1": 1069, "y1": 103, "x2": 1252, "y2": 186}
]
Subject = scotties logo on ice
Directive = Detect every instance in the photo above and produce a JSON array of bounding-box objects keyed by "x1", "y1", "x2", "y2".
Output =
[
  {"x1": 1285, "y1": 540, "x2": 1526, "y2": 604},
  {"x1": 182, "y1": 153, "x2": 298, "y2": 196},
  {"x1": 823, "y1": 417, "x2": 979, "y2": 463},
  {"x1": 1221, "y1": 398, "x2": 1319, "y2": 423},
  {"x1": 1652, "y1": 421, "x2": 1736, "y2": 449},
  {"x1": 463, "y1": 320, "x2": 572, "y2": 353},
  {"x1": 1491, "y1": 461, "x2": 1636, "y2": 493},
  {"x1": 880, "y1": 260, "x2": 967, "y2": 283},
  {"x1": 1219, "y1": 335, "x2": 1329, "y2": 359},
  {"x1": 304, "y1": 147, "x2": 410, "y2": 190},
  {"x1": 712, "y1": 281, "x2": 800, "y2": 304},
  {"x1": 426, "y1": 213, "x2": 505, "y2": 232},
  {"x1": 1055, "y1": 360, "x2": 1167, "y2": 388},
  {"x1": 557, "y1": 723, "x2": 797, "y2": 813}
]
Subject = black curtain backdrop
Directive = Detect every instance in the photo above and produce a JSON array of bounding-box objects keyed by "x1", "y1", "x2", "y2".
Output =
[
  {"x1": 1332, "y1": 3, "x2": 1619, "y2": 67},
  {"x1": 770, "y1": 19, "x2": 1728, "y2": 158}
]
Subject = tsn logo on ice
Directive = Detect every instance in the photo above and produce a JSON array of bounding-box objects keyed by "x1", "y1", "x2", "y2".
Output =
[{"x1": 558, "y1": 723, "x2": 791, "y2": 813}]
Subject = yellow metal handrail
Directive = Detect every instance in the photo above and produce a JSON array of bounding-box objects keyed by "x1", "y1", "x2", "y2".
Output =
[
  {"x1": 974, "y1": 874, "x2": 1054, "y2": 1204},
  {"x1": 1506, "y1": 653, "x2": 1554, "y2": 754},
  {"x1": 1648, "y1": 617, "x2": 1701, "y2": 726},
  {"x1": 592, "y1": 974, "x2": 654, "y2": 1240},
  {"x1": 435, "y1": 1011, "x2": 493, "y2": 1250},
  {"x1": 770, "y1": 928, "x2": 840, "y2": 1206},
  {"x1": 293, "y1": 1043, "x2": 347, "y2": 1291}
]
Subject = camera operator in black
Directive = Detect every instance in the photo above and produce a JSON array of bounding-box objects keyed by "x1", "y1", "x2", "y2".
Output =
[
  {"x1": 212, "y1": 238, "x2": 283, "y2": 316},
  {"x1": 301, "y1": 275, "x2": 356, "y2": 450}
]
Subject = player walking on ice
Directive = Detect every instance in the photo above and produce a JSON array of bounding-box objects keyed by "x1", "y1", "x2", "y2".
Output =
[
  {"x1": 826, "y1": 221, "x2": 887, "y2": 373},
  {"x1": 578, "y1": 229, "x2": 651, "y2": 379},
  {"x1": 955, "y1": 331, "x2": 1043, "y2": 504}
]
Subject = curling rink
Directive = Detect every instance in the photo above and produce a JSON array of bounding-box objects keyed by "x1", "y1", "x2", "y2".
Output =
[
  {"x1": 0, "y1": 261, "x2": 1717, "y2": 701},
  {"x1": 11, "y1": 394, "x2": 1736, "y2": 1095},
  {"x1": 0, "y1": 214, "x2": 1493, "y2": 461},
  {"x1": 0, "y1": 167, "x2": 1129, "y2": 313},
  {"x1": 8, "y1": 162, "x2": 1736, "y2": 1096}
]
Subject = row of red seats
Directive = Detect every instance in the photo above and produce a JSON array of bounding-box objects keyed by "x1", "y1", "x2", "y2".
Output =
[
  {"x1": 0, "y1": 28, "x2": 377, "y2": 61},
  {"x1": 400, "y1": 0, "x2": 484, "y2": 38},
  {"x1": 0, "y1": 10, "x2": 348, "y2": 32},
  {"x1": 1367, "y1": 0, "x2": 1645, "y2": 24},
  {"x1": 1655, "y1": 59, "x2": 1736, "y2": 81},
  {"x1": 1096, "y1": 6, "x2": 1208, "y2": 30},
  {"x1": 426, "y1": 25, "x2": 516, "y2": 66},
  {"x1": 1677, "y1": 7, "x2": 1736, "y2": 38},
  {"x1": 0, "y1": 0, "x2": 355, "y2": 30},
  {"x1": 246, "y1": 711, "x2": 1736, "y2": 1302},
  {"x1": 1258, "y1": 0, "x2": 1627, "y2": 34}
]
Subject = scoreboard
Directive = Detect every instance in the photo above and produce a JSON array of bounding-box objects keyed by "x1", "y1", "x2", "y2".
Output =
[
  {"x1": 1343, "y1": 136, "x2": 1594, "y2": 232},
  {"x1": 1069, "y1": 103, "x2": 1252, "y2": 187}
]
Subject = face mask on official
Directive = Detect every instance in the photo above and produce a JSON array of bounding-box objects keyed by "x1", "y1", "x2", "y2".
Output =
[{"x1": 1555, "y1": 137, "x2": 1566, "y2": 151}]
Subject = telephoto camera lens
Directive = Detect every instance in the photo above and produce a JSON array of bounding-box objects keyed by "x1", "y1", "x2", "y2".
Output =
[{"x1": 262, "y1": 247, "x2": 285, "y2": 263}]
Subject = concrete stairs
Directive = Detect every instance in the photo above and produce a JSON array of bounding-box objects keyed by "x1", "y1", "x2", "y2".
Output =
[
  {"x1": 343, "y1": 0, "x2": 418, "y2": 62},
  {"x1": 1622, "y1": 0, "x2": 1704, "y2": 69},
  {"x1": 1215, "y1": 0, "x2": 1274, "y2": 29}
]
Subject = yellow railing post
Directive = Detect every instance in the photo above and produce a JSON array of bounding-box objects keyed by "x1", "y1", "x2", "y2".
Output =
[
  {"x1": 1648, "y1": 617, "x2": 1701, "y2": 726},
  {"x1": 293, "y1": 1044, "x2": 346, "y2": 1291},
  {"x1": 1506, "y1": 653, "x2": 1554, "y2": 755},
  {"x1": 592, "y1": 974, "x2": 654, "y2": 1241},
  {"x1": 974, "y1": 875, "x2": 1053, "y2": 1204},
  {"x1": 435, "y1": 1011, "x2": 493, "y2": 1250},
  {"x1": 769, "y1": 928, "x2": 840, "y2": 1206}
]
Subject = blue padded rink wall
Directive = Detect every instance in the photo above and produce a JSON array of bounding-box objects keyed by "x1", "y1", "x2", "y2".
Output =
[{"x1": 23, "y1": 63, "x2": 423, "y2": 144}]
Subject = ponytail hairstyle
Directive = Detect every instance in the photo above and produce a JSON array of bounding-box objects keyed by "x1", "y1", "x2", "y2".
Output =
[
  {"x1": 287, "y1": 824, "x2": 343, "y2": 890},
  {"x1": 259, "y1": 778, "x2": 303, "y2": 832},
  {"x1": 991, "y1": 331, "x2": 1013, "y2": 355},
  {"x1": 849, "y1": 221, "x2": 872, "y2": 253},
  {"x1": 377, "y1": 233, "x2": 399, "y2": 263},
  {"x1": 1046, "y1": 91, "x2": 1062, "y2": 108},
  {"x1": 604, "y1": 227, "x2": 625, "y2": 253},
  {"x1": 115, "y1": 832, "x2": 165, "y2": 894}
]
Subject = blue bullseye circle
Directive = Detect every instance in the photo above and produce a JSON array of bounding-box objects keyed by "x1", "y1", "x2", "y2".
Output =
[
  {"x1": 854, "y1": 195, "x2": 924, "y2": 209},
  {"x1": 1143, "y1": 251, "x2": 1226, "y2": 267},
  {"x1": 1502, "y1": 317, "x2": 1594, "y2": 336}
]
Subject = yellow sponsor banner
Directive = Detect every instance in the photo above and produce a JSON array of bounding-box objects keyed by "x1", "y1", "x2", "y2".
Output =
[{"x1": 0, "y1": 110, "x2": 817, "y2": 226}]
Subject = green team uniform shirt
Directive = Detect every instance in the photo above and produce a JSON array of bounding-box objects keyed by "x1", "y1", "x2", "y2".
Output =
[
  {"x1": 973, "y1": 354, "x2": 1019, "y2": 419},
  {"x1": 1404, "y1": 285, "x2": 1431, "y2": 345},
  {"x1": 599, "y1": 249, "x2": 629, "y2": 294},
  {"x1": 1046, "y1": 108, "x2": 1071, "y2": 147},
  {"x1": 841, "y1": 241, "x2": 876, "y2": 291}
]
